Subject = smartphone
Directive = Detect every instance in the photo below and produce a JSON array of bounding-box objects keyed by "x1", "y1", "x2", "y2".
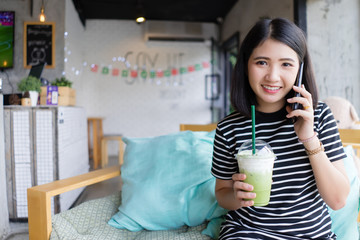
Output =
[{"x1": 292, "y1": 62, "x2": 304, "y2": 110}]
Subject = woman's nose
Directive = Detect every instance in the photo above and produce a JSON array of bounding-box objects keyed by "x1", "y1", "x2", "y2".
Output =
[{"x1": 265, "y1": 66, "x2": 281, "y2": 81}]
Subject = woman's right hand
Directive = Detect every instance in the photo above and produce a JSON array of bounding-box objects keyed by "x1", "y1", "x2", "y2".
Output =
[{"x1": 232, "y1": 173, "x2": 256, "y2": 207}]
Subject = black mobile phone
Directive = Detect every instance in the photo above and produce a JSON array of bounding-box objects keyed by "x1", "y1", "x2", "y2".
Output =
[{"x1": 292, "y1": 62, "x2": 304, "y2": 110}]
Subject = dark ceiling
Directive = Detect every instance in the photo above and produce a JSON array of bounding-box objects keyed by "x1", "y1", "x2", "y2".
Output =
[{"x1": 72, "y1": 0, "x2": 238, "y2": 27}]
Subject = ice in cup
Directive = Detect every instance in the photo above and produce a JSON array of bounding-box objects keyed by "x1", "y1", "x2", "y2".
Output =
[{"x1": 236, "y1": 139, "x2": 276, "y2": 206}]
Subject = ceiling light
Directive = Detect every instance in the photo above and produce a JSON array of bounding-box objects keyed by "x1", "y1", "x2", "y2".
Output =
[
  {"x1": 39, "y1": 1, "x2": 46, "y2": 22},
  {"x1": 135, "y1": 0, "x2": 146, "y2": 24},
  {"x1": 39, "y1": 8, "x2": 45, "y2": 22},
  {"x1": 136, "y1": 16, "x2": 145, "y2": 23}
]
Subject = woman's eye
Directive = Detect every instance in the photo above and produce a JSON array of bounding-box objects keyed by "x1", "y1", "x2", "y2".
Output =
[
  {"x1": 256, "y1": 61, "x2": 267, "y2": 66},
  {"x1": 282, "y1": 62, "x2": 293, "y2": 67}
]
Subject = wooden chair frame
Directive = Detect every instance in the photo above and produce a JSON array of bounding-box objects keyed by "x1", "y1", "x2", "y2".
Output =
[
  {"x1": 179, "y1": 123, "x2": 217, "y2": 132},
  {"x1": 338, "y1": 129, "x2": 360, "y2": 158},
  {"x1": 27, "y1": 166, "x2": 121, "y2": 240},
  {"x1": 27, "y1": 126, "x2": 360, "y2": 240}
]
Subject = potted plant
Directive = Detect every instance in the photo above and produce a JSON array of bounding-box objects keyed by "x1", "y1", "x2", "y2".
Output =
[
  {"x1": 52, "y1": 77, "x2": 73, "y2": 88},
  {"x1": 17, "y1": 76, "x2": 41, "y2": 106},
  {"x1": 49, "y1": 77, "x2": 76, "y2": 106}
]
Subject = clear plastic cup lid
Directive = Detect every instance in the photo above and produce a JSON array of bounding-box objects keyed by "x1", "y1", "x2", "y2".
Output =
[{"x1": 237, "y1": 139, "x2": 274, "y2": 157}]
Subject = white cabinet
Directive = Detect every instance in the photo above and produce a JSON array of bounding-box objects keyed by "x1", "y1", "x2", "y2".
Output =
[{"x1": 4, "y1": 106, "x2": 89, "y2": 219}]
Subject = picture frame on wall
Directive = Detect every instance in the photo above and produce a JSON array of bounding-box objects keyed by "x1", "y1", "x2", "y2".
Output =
[{"x1": 23, "y1": 22, "x2": 55, "y2": 69}]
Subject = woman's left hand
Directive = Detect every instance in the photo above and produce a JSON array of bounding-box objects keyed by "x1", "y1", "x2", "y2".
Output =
[{"x1": 286, "y1": 84, "x2": 315, "y2": 139}]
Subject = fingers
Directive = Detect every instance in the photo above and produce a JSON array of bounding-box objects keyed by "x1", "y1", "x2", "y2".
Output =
[
  {"x1": 233, "y1": 185, "x2": 256, "y2": 207},
  {"x1": 232, "y1": 173, "x2": 256, "y2": 207},
  {"x1": 294, "y1": 84, "x2": 311, "y2": 98},
  {"x1": 286, "y1": 85, "x2": 314, "y2": 121},
  {"x1": 234, "y1": 185, "x2": 256, "y2": 199},
  {"x1": 233, "y1": 177, "x2": 254, "y2": 192},
  {"x1": 239, "y1": 199, "x2": 255, "y2": 207},
  {"x1": 232, "y1": 173, "x2": 246, "y2": 181},
  {"x1": 286, "y1": 84, "x2": 315, "y2": 138},
  {"x1": 290, "y1": 84, "x2": 313, "y2": 109}
]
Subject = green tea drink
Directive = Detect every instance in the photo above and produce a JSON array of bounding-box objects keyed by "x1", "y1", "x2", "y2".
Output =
[{"x1": 236, "y1": 140, "x2": 275, "y2": 206}]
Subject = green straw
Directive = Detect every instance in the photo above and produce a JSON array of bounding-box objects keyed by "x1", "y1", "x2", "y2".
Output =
[{"x1": 251, "y1": 105, "x2": 256, "y2": 155}]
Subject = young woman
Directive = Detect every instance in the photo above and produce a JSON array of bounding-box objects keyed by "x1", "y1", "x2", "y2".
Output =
[{"x1": 211, "y1": 18, "x2": 350, "y2": 239}]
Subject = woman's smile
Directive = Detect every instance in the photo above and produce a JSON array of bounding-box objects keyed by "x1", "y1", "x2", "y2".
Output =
[{"x1": 262, "y1": 85, "x2": 282, "y2": 93}]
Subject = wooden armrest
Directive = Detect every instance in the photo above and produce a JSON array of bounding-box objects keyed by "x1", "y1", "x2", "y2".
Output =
[{"x1": 27, "y1": 165, "x2": 121, "y2": 240}]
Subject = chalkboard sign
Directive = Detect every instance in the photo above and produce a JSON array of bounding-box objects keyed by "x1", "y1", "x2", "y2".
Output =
[{"x1": 24, "y1": 22, "x2": 55, "y2": 68}]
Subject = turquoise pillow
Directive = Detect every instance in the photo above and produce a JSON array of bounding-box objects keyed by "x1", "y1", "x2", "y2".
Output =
[
  {"x1": 108, "y1": 130, "x2": 227, "y2": 237},
  {"x1": 328, "y1": 145, "x2": 360, "y2": 239}
]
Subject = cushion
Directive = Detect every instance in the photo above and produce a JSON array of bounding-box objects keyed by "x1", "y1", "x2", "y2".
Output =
[
  {"x1": 108, "y1": 130, "x2": 227, "y2": 237},
  {"x1": 51, "y1": 192, "x2": 212, "y2": 240},
  {"x1": 328, "y1": 145, "x2": 360, "y2": 239}
]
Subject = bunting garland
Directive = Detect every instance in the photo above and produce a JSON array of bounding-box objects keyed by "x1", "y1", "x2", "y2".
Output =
[{"x1": 89, "y1": 60, "x2": 210, "y2": 81}]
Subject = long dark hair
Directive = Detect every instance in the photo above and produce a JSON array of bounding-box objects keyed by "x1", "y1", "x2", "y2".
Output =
[{"x1": 230, "y1": 18, "x2": 318, "y2": 117}]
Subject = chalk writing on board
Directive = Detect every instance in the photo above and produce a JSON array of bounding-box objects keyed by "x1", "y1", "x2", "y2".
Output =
[{"x1": 24, "y1": 22, "x2": 55, "y2": 68}]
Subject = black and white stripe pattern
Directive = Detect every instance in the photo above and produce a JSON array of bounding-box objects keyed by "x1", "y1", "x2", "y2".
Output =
[{"x1": 212, "y1": 102, "x2": 345, "y2": 240}]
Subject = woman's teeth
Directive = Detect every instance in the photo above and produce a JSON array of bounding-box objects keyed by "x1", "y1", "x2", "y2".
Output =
[{"x1": 263, "y1": 85, "x2": 280, "y2": 91}]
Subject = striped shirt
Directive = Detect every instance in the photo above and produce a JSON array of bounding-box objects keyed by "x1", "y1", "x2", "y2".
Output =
[{"x1": 211, "y1": 102, "x2": 346, "y2": 240}]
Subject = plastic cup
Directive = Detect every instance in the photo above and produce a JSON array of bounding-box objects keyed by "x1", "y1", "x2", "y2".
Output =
[{"x1": 236, "y1": 139, "x2": 275, "y2": 206}]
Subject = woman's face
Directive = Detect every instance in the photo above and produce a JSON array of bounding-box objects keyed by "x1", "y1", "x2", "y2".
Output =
[{"x1": 248, "y1": 38, "x2": 300, "y2": 113}]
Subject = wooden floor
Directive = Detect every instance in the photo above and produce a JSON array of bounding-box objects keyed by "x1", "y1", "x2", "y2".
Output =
[{"x1": 5, "y1": 156, "x2": 121, "y2": 240}]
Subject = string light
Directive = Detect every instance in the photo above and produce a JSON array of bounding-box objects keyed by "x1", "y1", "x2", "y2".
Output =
[{"x1": 62, "y1": 31, "x2": 210, "y2": 85}]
